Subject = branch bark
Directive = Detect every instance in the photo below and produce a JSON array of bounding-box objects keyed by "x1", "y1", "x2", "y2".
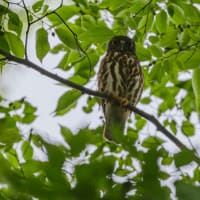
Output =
[{"x1": 0, "y1": 48, "x2": 190, "y2": 151}]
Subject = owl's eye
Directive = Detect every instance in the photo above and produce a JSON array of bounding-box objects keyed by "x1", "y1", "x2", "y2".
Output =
[{"x1": 112, "y1": 40, "x2": 118, "y2": 45}]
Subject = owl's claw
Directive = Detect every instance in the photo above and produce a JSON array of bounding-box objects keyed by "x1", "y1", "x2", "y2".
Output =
[
  {"x1": 119, "y1": 98, "x2": 129, "y2": 106},
  {"x1": 104, "y1": 92, "x2": 129, "y2": 107}
]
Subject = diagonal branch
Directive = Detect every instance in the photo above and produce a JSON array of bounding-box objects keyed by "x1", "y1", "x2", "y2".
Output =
[{"x1": 0, "y1": 48, "x2": 191, "y2": 151}]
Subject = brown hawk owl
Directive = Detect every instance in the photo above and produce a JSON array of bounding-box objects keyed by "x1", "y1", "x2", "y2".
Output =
[{"x1": 98, "y1": 36, "x2": 143, "y2": 141}]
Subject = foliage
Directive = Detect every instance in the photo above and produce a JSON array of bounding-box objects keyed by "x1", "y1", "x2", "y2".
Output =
[{"x1": 0, "y1": 0, "x2": 200, "y2": 199}]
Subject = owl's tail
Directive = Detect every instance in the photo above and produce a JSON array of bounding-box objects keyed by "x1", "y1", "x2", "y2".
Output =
[{"x1": 103, "y1": 103, "x2": 129, "y2": 142}]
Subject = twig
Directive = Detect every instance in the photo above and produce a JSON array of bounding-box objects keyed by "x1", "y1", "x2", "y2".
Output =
[
  {"x1": 134, "y1": 0, "x2": 152, "y2": 17},
  {"x1": 52, "y1": 11, "x2": 92, "y2": 73},
  {"x1": 29, "y1": 0, "x2": 63, "y2": 25},
  {"x1": 21, "y1": 0, "x2": 30, "y2": 58}
]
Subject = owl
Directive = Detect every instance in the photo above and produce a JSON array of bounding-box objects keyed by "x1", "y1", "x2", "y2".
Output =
[{"x1": 98, "y1": 36, "x2": 143, "y2": 142}]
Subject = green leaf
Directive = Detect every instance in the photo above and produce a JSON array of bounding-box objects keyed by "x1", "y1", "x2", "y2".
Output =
[
  {"x1": 179, "y1": 50, "x2": 200, "y2": 70},
  {"x1": 0, "y1": 118, "x2": 21, "y2": 145},
  {"x1": 32, "y1": 0, "x2": 44, "y2": 13},
  {"x1": 55, "y1": 27, "x2": 77, "y2": 49},
  {"x1": 48, "y1": 5, "x2": 80, "y2": 24},
  {"x1": 36, "y1": 28, "x2": 50, "y2": 62},
  {"x1": 159, "y1": 171, "x2": 170, "y2": 180},
  {"x1": 0, "y1": 32, "x2": 10, "y2": 52},
  {"x1": 4, "y1": 32, "x2": 24, "y2": 58},
  {"x1": 175, "y1": 150, "x2": 195, "y2": 167},
  {"x1": 55, "y1": 90, "x2": 81, "y2": 115},
  {"x1": 79, "y1": 22, "x2": 114, "y2": 43},
  {"x1": 140, "y1": 97, "x2": 151, "y2": 104},
  {"x1": 6, "y1": 148, "x2": 20, "y2": 169},
  {"x1": 155, "y1": 10, "x2": 168, "y2": 33},
  {"x1": 142, "y1": 136, "x2": 164, "y2": 148},
  {"x1": 80, "y1": 15, "x2": 96, "y2": 29},
  {"x1": 148, "y1": 45, "x2": 162, "y2": 57},
  {"x1": 57, "y1": 5, "x2": 80, "y2": 20},
  {"x1": 179, "y1": 30, "x2": 190, "y2": 47},
  {"x1": 60, "y1": 125, "x2": 73, "y2": 143},
  {"x1": 149, "y1": 62, "x2": 163, "y2": 83},
  {"x1": 136, "y1": 44, "x2": 151, "y2": 61},
  {"x1": 168, "y1": 3, "x2": 185, "y2": 25},
  {"x1": 57, "y1": 53, "x2": 71, "y2": 70},
  {"x1": 22, "y1": 102, "x2": 37, "y2": 124},
  {"x1": 176, "y1": 181, "x2": 200, "y2": 200},
  {"x1": 51, "y1": 44, "x2": 66, "y2": 54},
  {"x1": 57, "y1": 51, "x2": 81, "y2": 70},
  {"x1": 181, "y1": 120, "x2": 195, "y2": 136},
  {"x1": 69, "y1": 75, "x2": 88, "y2": 85},
  {"x1": 169, "y1": 120, "x2": 177, "y2": 134},
  {"x1": 8, "y1": 11, "x2": 23, "y2": 36},
  {"x1": 138, "y1": 13, "x2": 153, "y2": 32},
  {"x1": 149, "y1": 35, "x2": 159, "y2": 44},
  {"x1": 83, "y1": 96, "x2": 98, "y2": 113},
  {"x1": 192, "y1": 66, "x2": 200, "y2": 119},
  {"x1": 135, "y1": 117, "x2": 146, "y2": 130},
  {"x1": 22, "y1": 160, "x2": 45, "y2": 176},
  {"x1": 159, "y1": 30, "x2": 178, "y2": 48},
  {"x1": 22, "y1": 141, "x2": 33, "y2": 161},
  {"x1": 161, "y1": 156, "x2": 173, "y2": 166}
]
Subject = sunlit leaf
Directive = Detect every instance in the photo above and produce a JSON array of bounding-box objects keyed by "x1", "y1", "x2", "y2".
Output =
[
  {"x1": 4, "y1": 32, "x2": 24, "y2": 58},
  {"x1": 48, "y1": 5, "x2": 80, "y2": 24},
  {"x1": 181, "y1": 120, "x2": 195, "y2": 136},
  {"x1": 8, "y1": 11, "x2": 23, "y2": 36},
  {"x1": 0, "y1": 118, "x2": 21, "y2": 145},
  {"x1": 168, "y1": 3, "x2": 185, "y2": 25},
  {"x1": 159, "y1": 30, "x2": 178, "y2": 48},
  {"x1": 0, "y1": 32, "x2": 10, "y2": 52},
  {"x1": 22, "y1": 102, "x2": 37, "y2": 124},
  {"x1": 36, "y1": 28, "x2": 50, "y2": 62},
  {"x1": 32, "y1": 0, "x2": 44, "y2": 13},
  {"x1": 79, "y1": 22, "x2": 114, "y2": 43},
  {"x1": 55, "y1": 89, "x2": 81, "y2": 115},
  {"x1": 22, "y1": 141, "x2": 33, "y2": 161},
  {"x1": 155, "y1": 10, "x2": 168, "y2": 33},
  {"x1": 55, "y1": 27, "x2": 77, "y2": 49},
  {"x1": 142, "y1": 136, "x2": 164, "y2": 148}
]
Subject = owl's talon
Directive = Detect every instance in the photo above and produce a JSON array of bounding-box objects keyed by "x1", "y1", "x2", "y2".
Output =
[
  {"x1": 120, "y1": 98, "x2": 129, "y2": 106},
  {"x1": 106, "y1": 93, "x2": 129, "y2": 107}
]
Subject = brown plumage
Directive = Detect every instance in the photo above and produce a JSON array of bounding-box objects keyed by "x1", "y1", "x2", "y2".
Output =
[{"x1": 98, "y1": 36, "x2": 143, "y2": 142}]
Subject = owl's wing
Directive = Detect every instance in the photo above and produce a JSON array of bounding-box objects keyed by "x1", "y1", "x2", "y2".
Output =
[{"x1": 126, "y1": 55, "x2": 144, "y2": 106}]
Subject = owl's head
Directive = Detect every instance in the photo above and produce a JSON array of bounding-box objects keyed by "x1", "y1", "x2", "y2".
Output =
[{"x1": 107, "y1": 36, "x2": 135, "y2": 53}]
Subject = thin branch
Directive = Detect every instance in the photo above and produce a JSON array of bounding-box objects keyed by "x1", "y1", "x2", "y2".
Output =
[
  {"x1": 0, "y1": 48, "x2": 190, "y2": 152},
  {"x1": 52, "y1": 11, "x2": 92, "y2": 73},
  {"x1": 29, "y1": 0, "x2": 63, "y2": 25},
  {"x1": 134, "y1": 0, "x2": 152, "y2": 17},
  {"x1": 21, "y1": 0, "x2": 30, "y2": 58}
]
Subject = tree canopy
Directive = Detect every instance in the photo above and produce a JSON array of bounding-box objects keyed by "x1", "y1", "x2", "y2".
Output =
[{"x1": 0, "y1": 0, "x2": 200, "y2": 199}]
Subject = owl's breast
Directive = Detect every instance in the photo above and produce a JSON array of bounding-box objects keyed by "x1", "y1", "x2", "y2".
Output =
[{"x1": 98, "y1": 52, "x2": 143, "y2": 104}]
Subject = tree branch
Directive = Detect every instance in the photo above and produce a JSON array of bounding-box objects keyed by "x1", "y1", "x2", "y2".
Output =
[{"x1": 0, "y1": 48, "x2": 192, "y2": 151}]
